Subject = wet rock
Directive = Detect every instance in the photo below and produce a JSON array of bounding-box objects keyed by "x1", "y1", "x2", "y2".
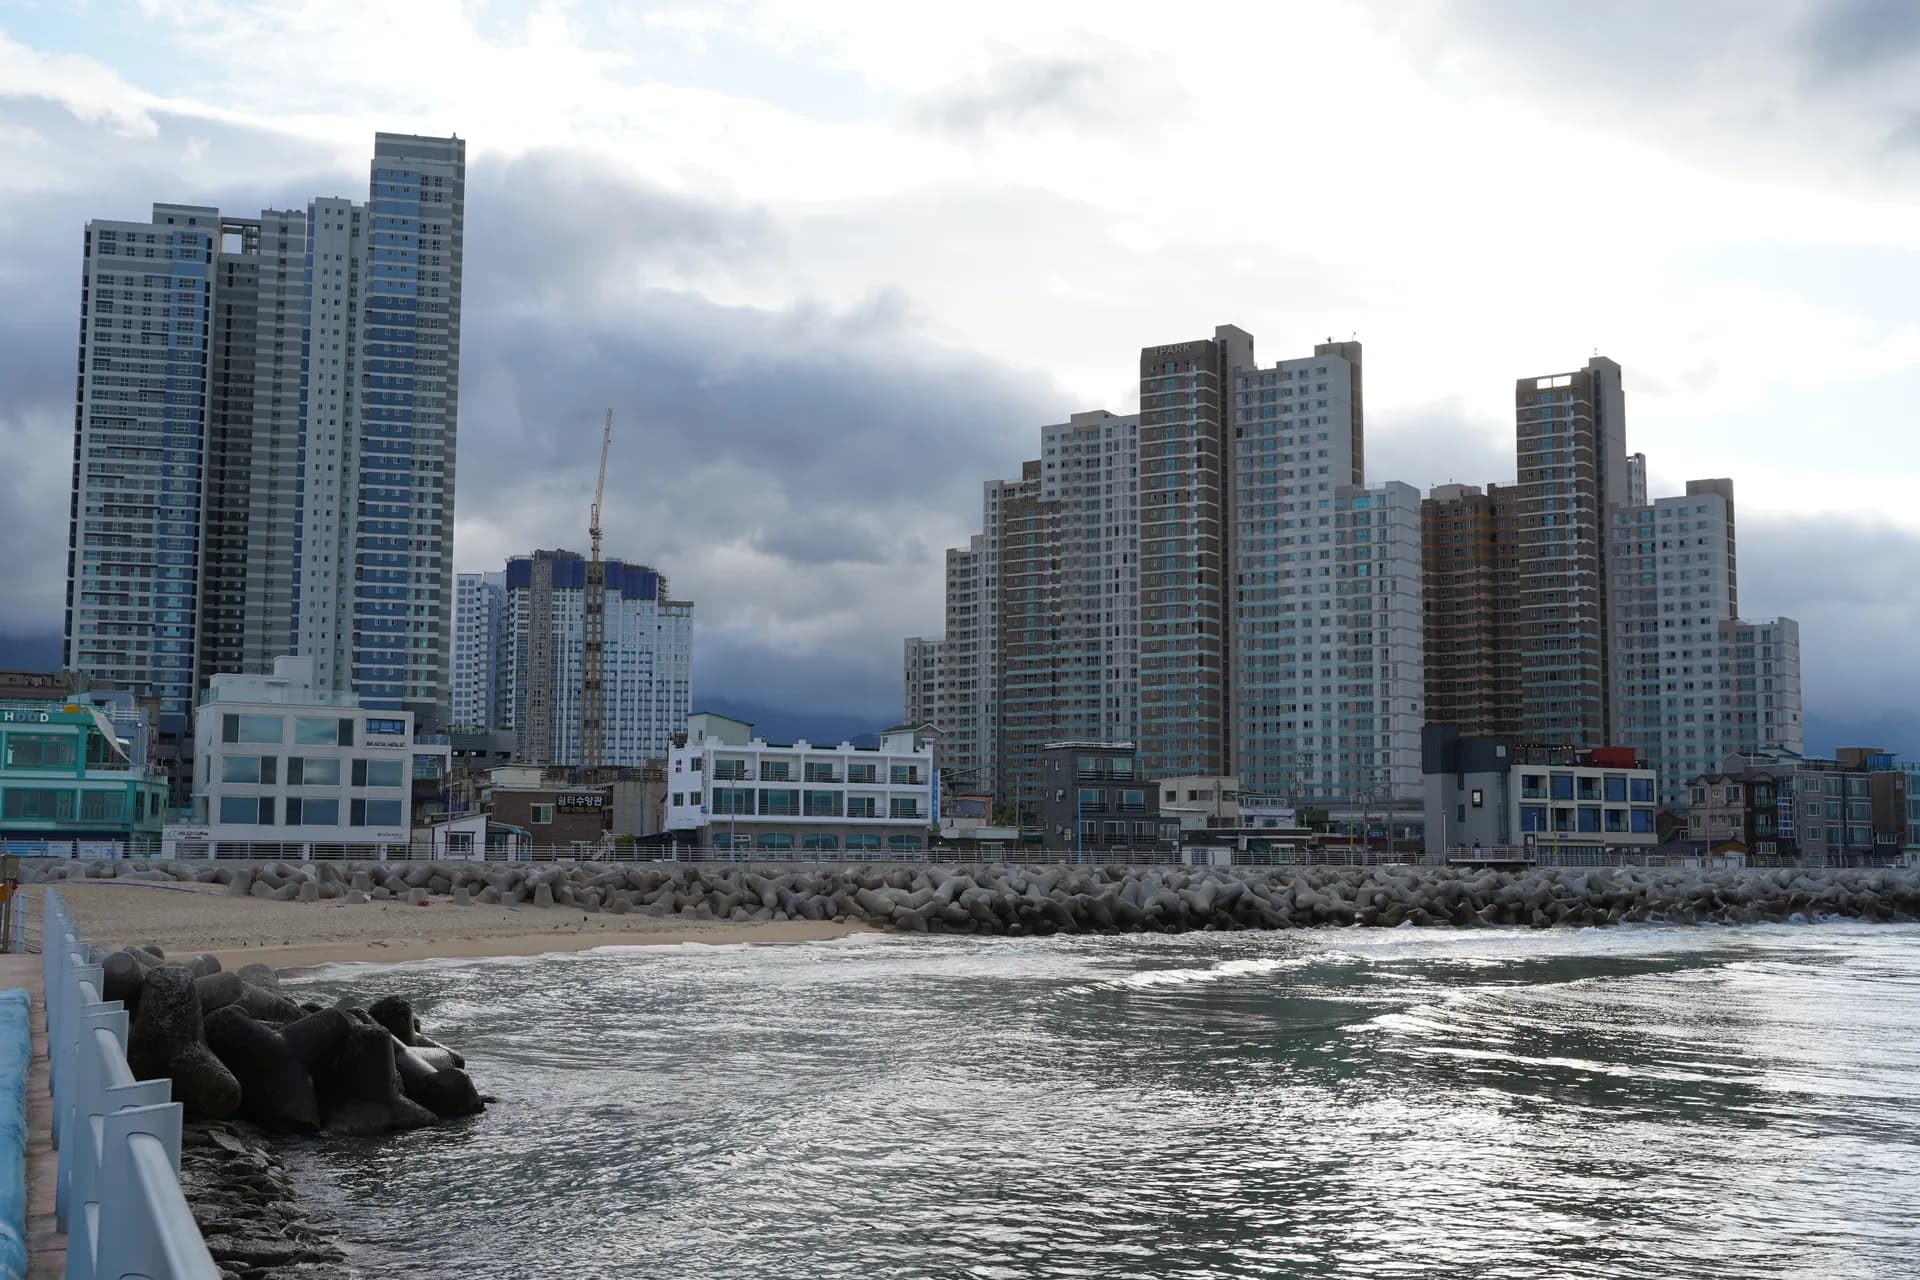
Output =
[
  {"x1": 127, "y1": 967, "x2": 242, "y2": 1120},
  {"x1": 314, "y1": 1021, "x2": 436, "y2": 1136}
]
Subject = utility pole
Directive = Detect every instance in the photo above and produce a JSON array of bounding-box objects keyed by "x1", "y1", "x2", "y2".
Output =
[{"x1": 580, "y1": 410, "x2": 613, "y2": 770}]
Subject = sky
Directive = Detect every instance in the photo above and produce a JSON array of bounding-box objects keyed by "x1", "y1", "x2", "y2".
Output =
[{"x1": 0, "y1": 0, "x2": 1915, "y2": 750}]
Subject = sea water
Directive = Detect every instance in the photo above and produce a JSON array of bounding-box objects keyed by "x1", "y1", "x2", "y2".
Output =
[{"x1": 282, "y1": 924, "x2": 1920, "y2": 1278}]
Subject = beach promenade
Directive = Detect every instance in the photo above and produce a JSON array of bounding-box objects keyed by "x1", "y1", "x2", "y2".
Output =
[{"x1": 0, "y1": 947, "x2": 62, "y2": 1280}]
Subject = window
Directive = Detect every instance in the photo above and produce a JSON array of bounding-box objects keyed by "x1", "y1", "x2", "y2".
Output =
[
  {"x1": 223, "y1": 714, "x2": 282, "y2": 744},
  {"x1": 759, "y1": 761, "x2": 792, "y2": 782},
  {"x1": 294, "y1": 717, "x2": 344, "y2": 746},
  {"x1": 759, "y1": 789, "x2": 799, "y2": 816},
  {"x1": 890, "y1": 764, "x2": 919, "y2": 785},
  {"x1": 529, "y1": 804, "x2": 555, "y2": 825},
  {"x1": 802, "y1": 834, "x2": 839, "y2": 851},
  {"x1": 293, "y1": 757, "x2": 340, "y2": 786},
  {"x1": 889, "y1": 797, "x2": 921, "y2": 819},
  {"x1": 5, "y1": 734, "x2": 75, "y2": 770},
  {"x1": 711, "y1": 788, "x2": 754, "y2": 815},
  {"x1": 1604, "y1": 809, "x2": 1627, "y2": 832},
  {"x1": 755, "y1": 832, "x2": 795, "y2": 850},
  {"x1": 1077, "y1": 788, "x2": 1101, "y2": 808},
  {"x1": 804, "y1": 762, "x2": 839, "y2": 783},
  {"x1": 804, "y1": 791, "x2": 841, "y2": 817},
  {"x1": 221, "y1": 755, "x2": 265, "y2": 784},
  {"x1": 1550, "y1": 775, "x2": 1574, "y2": 800},
  {"x1": 1604, "y1": 776, "x2": 1628, "y2": 803},
  {"x1": 351, "y1": 758, "x2": 404, "y2": 788},
  {"x1": 448, "y1": 832, "x2": 474, "y2": 854},
  {"x1": 846, "y1": 796, "x2": 879, "y2": 818},
  {"x1": 887, "y1": 835, "x2": 922, "y2": 851},
  {"x1": 360, "y1": 802, "x2": 403, "y2": 832},
  {"x1": 218, "y1": 796, "x2": 259, "y2": 825},
  {"x1": 1630, "y1": 809, "x2": 1653, "y2": 833},
  {"x1": 1629, "y1": 778, "x2": 1655, "y2": 804},
  {"x1": 363, "y1": 718, "x2": 403, "y2": 738},
  {"x1": 287, "y1": 797, "x2": 339, "y2": 827},
  {"x1": 845, "y1": 834, "x2": 881, "y2": 851},
  {"x1": 671, "y1": 793, "x2": 683, "y2": 807},
  {"x1": 1520, "y1": 805, "x2": 1546, "y2": 832},
  {"x1": 1470, "y1": 788, "x2": 1485, "y2": 808},
  {"x1": 1520, "y1": 773, "x2": 1546, "y2": 799},
  {"x1": 3, "y1": 788, "x2": 72, "y2": 821},
  {"x1": 712, "y1": 758, "x2": 748, "y2": 781},
  {"x1": 847, "y1": 763, "x2": 878, "y2": 784},
  {"x1": 1120, "y1": 789, "x2": 1145, "y2": 811},
  {"x1": 1578, "y1": 807, "x2": 1602, "y2": 833}
]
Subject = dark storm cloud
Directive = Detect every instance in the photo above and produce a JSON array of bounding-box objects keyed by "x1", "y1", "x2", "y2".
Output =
[
  {"x1": 904, "y1": 48, "x2": 1184, "y2": 137},
  {"x1": 1799, "y1": 0, "x2": 1920, "y2": 75}
]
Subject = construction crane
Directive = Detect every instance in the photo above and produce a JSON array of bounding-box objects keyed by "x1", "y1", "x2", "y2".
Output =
[{"x1": 579, "y1": 409, "x2": 613, "y2": 770}]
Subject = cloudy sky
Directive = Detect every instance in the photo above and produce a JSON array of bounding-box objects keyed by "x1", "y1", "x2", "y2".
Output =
[{"x1": 1, "y1": 0, "x2": 1915, "y2": 748}]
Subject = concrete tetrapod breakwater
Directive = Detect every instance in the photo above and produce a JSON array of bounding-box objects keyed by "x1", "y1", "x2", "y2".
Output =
[
  {"x1": 29, "y1": 858, "x2": 1920, "y2": 932},
  {"x1": 96, "y1": 943, "x2": 485, "y2": 1135}
]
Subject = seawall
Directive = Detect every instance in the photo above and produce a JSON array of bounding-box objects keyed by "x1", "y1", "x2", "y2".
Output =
[{"x1": 24, "y1": 858, "x2": 1920, "y2": 933}]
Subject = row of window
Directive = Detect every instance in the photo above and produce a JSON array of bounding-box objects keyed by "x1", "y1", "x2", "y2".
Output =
[
  {"x1": 1519, "y1": 774, "x2": 1655, "y2": 803},
  {"x1": 702, "y1": 758, "x2": 922, "y2": 785},
  {"x1": 222, "y1": 713, "x2": 405, "y2": 746},
  {"x1": 708, "y1": 833, "x2": 922, "y2": 852},
  {"x1": 696, "y1": 788, "x2": 922, "y2": 819},
  {"x1": 2, "y1": 787, "x2": 154, "y2": 824},
  {"x1": 219, "y1": 754, "x2": 405, "y2": 788},
  {"x1": 1519, "y1": 806, "x2": 1656, "y2": 834},
  {"x1": 217, "y1": 796, "x2": 402, "y2": 828}
]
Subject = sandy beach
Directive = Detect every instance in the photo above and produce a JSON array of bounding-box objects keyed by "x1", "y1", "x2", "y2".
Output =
[{"x1": 30, "y1": 881, "x2": 871, "y2": 972}]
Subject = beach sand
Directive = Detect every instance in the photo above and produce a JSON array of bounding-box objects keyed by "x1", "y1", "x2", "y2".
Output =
[{"x1": 28, "y1": 881, "x2": 871, "y2": 972}]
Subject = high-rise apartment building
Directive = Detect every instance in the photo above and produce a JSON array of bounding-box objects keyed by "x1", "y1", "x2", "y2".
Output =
[
  {"x1": 1136, "y1": 326, "x2": 1251, "y2": 781},
  {"x1": 910, "y1": 326, "x2": 1428, "y2": 823},
  {"x1": 66, "y1": 133, "x2": 466, "y2": 732},
  {"x1": 1506, "y1": 356, "x2": 1628, "y2": 745},
  {"x1": 1419, "y1": 483, "x2": 1516, "y2": 736},
  {"x1": 1607, "y1": 479, "x2": 1802, "y2": 803},
  {"x1": 452, "y1": 571, "x2": 508, "y2": 731},
  {"x1": 505, "y1": 550, "x2": 693, "y2": 766},
  {"x1": 1226, "y1": 342, "x2": 1410, "y2": 802}
]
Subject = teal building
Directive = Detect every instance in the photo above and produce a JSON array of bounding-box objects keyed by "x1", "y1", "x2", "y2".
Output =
[{"x1": 0, "y1": 700, "x2": 168, "y2": 852}]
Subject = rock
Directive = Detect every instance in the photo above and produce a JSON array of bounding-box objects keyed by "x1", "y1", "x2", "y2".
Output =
[
  {"x1": 451, "y1": 885, "x2": 472, "y2": 906},
  {"x1": 533, "y1": 882, "x2": 555, "y2": 909},
  {"x1": 393, "y1": 1041, "x2": 485, "y2": 1119},
  {"x1": 314, "y1": 1021, "x2": 436, "y2": 1136},
  {"x1": 102, "y1": 948, "x2": 153, "y2": 1012},
  {"x1": 298, "y1": 881, "x2": 320, "y2": 903},
  {"x1": 126, "y1": 967, "x2": 242, "y2": 1120},
  {"x1": 367, "y1": 995, "x2": 465, "y2": 1067},
  {"x1": 186, "y1": 953, "x2": 222, "y2": 979},
  {"x1": 201, "y1": 1007, "x2": 320, "y2": 1133},
  {"x1": 235, "y1": 962, "x2": 279, "y2": 992}
]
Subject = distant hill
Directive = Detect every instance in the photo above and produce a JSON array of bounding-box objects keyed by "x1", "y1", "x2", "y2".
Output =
[{"x1": 691, "y1": 696, "x2": 887, "y2": 748}]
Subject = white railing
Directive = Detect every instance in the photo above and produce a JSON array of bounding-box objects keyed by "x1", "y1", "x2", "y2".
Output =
[{"x1": 42, "y1": 890, "x2": 220, "y2": 1280}]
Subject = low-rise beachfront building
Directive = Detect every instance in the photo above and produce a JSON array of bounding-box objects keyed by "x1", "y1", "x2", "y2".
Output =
[
  {"x1": 663, "y1": 713, "x2": 936, "y2": 855},
  {"x1": 0, "y1": 697, "x2": 169, "y2": 855},
  {"x1": 1694, "y1": 746, "x2": 1908, "y2": 864},
  {"x1": 182, "y1": 656, "x2": 448, "y2": 858},
  {"x1": 1421, "y1": 725, "x2": 1659, "y2": 859}
]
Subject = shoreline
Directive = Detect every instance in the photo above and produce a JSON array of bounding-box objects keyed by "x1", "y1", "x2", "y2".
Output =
[{"x1": 210, "y1": 918, "x2": 873, "y2": 973}]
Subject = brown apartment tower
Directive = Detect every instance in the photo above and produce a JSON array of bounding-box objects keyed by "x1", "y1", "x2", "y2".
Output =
[
  {"x1": 1420, "y1": 483, "x2": 1516, "y2": 736},
  {"x1": 1136, "y1": 325, "x2": 1253, "y2": 781},
  {"x1": 1505, "y1": 356, "x2": 1628, "y2": 745}
]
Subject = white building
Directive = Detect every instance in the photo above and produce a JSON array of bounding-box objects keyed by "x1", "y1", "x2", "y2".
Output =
[
  {"x1": 187, "y1": 655, "x2": 447, "y2": 856},
  {"x1": 664, "y1": 713, "x2": 935, "y2": 855},
  {"x1": 506, "y1": 550, "x2": 694, "y2": 766},
  {"x1": 1608, "y1": 479, "x2": 1804, "y2": 806},
  {"x1": 453, "y1": 571, "x2": 507, "y2": 730},
  {"x1": 1422, "y1": 731, "x2": 1660, "y2": 857}
]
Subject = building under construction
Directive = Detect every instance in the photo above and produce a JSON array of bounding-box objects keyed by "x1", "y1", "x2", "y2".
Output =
[{"x1": 504, "y1": 549, "x2": 694, "y2": 767}]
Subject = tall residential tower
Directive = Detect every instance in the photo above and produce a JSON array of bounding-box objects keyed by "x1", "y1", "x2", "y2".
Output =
[{"x1": 65, "y1": 133, "x2": 466, "y2": 737}]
